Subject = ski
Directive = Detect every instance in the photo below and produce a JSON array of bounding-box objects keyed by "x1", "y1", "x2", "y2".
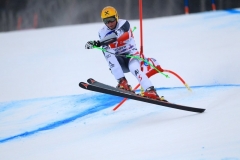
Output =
[
  {"x1": 87, "y1": 78, "x2": 122, "y2": 92},
  {"x1": 79, "y1": 78, "x2": 206, "y2": 113}
]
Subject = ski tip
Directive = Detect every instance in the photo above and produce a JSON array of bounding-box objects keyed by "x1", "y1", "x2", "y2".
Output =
[
  {"x1": 200, "y1": 109, "x2": 206, "y2": 113},
  {"x1": 195, "y1": 108, "x2": 206, "y2": 113},
  {"x1": 87, "y1": 78, "x2": 96, "y2": 84},
  {"x1": 79, "y1": 82, "x2": 89, "y2": 89}
]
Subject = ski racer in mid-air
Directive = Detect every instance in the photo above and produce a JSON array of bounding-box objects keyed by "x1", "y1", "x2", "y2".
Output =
[{"x1": 85, "y1": 6, "x2": 166, "y2": 101}]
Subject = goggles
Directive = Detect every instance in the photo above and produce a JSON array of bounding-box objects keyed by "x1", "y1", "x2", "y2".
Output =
[{"x1": 103, "y1": 17, "x2": 116, "y2": 24}]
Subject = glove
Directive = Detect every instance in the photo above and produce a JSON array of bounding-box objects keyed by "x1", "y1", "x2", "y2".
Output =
[{"x1": 85, "y1": 40, "x2": 101, "y2": 49}]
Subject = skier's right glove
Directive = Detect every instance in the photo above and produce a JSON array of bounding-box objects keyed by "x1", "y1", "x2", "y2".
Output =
[{"x1": 85, "y1": 40, "x2": 101, "y2": 49}]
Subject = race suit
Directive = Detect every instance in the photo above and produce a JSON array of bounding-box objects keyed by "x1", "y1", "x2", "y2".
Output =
[{"x1": 98, "y1": 19, "x2": 153, "y2": 90}]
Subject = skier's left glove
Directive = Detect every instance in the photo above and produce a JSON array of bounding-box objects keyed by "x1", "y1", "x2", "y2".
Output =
[{"x1": 85, "y1": 40, "x2": 101, "y2": 49}]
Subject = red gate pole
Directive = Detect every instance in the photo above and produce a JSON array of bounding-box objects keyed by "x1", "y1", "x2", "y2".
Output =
[
  {"x1": 184, "y1": 0, "x2": 189, "y2": 14},
  {"x1": 33, "y1": 13, "x2": 38, "y2": 28},
  {"x1": 139, "y1": 0, "x2": 145, "y2": 59},
  {"x1": 211, "y1": 0, "x2": 216, "y2": 11},
  {"x1": 17, "y1": 16, "x2": 22, "y2": 30},
  {"x1": 112, "y1": 0, "x2": 144, "y2": 111}
]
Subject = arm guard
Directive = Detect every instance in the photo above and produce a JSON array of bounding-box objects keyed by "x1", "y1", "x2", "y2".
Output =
[{"x1": 100, "y1": 32, "x2": 117, "y2": 46}]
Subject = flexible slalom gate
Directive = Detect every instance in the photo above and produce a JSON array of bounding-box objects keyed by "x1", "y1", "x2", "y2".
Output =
[
  {"x1": 93, "y1": 46, "x2": 191, "y2": 111},
  {"x1": 112, "y1": 66, "x2": 191, "y2": 111},
  {"x1": 112, "y1": 0, "x2": 192, "y2": 110}
]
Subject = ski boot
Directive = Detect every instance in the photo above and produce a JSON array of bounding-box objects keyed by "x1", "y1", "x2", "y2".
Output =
[
  {"x1": 116, "y1": 77, "x2": 133, "y2": 92},
  {"x1": 143, "y1": 86, "x2": 168, "y2": 102}
]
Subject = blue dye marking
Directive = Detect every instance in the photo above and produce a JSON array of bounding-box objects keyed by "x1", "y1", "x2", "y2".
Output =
[
  {"x1": 185, "y1": 84, "x2": 240, "y2": 91},
  {"x1": 152, "y1": 84, "x2": 240, "y2": 92},
  {"x1": 0, "y1": 94, "x2": 123, "y2": 143},
  {"x1": 0, "y1": 84, "x2": 240, "y2": 143}
]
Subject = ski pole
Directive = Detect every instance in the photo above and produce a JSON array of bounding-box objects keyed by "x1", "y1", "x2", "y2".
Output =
[
  {"x1": 126, "y1": 54, "x2": 169, "y2": 78},
  {"x1": 93, "y1": 46, "x2": 170, "y2": 78}
]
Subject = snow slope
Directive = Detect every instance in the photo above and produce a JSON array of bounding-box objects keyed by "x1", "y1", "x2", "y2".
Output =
[{"x1": 0, "y1": 9, "x2": 240, "y2": 160}]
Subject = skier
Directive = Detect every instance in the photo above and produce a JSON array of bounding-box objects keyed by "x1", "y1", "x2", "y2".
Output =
[{"x1": 85, "y1": 6, "x2": 166, "y2": 101}]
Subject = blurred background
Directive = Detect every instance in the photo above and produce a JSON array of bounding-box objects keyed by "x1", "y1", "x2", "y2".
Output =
[{"x1": 1, "y1": 0, "x2": 240, "y2": 32}]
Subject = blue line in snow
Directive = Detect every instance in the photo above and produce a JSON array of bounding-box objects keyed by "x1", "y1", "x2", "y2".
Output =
[
  {"x1": 154, "y1": 84, "x2": 240, "y2": 91},
  {"x1": 0, "y1": 84, "x2": 239, "y2": 143},
  {"x1": 0, "y1": 94, "x2": 123, "y2": 144}
]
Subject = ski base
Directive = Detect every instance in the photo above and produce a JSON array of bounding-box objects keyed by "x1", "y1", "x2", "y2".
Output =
[{"x1": 79, "y1": 78, "x2": 206, "y2": 113}]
